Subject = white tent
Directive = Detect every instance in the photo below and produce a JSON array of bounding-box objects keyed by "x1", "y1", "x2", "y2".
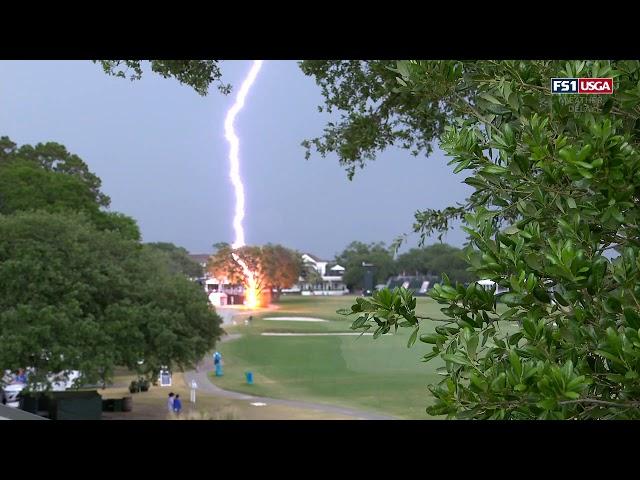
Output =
[{"x1": 477, "y1": 279, "x2": 509, "y2": 294}]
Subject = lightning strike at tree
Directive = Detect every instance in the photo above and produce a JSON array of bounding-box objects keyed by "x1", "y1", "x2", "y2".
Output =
[{"x1": 223, "y1": 60, "x2": 263, "y2": 308}]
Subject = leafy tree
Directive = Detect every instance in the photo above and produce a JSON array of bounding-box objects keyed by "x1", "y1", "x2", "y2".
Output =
[
  {"x1": 208, "y1": 243, "x2": 266, "y2": 296},
  {"x1": 0, "y1": 136, "x2": 141, "y2": 241},
  {"x1": 335, "y1": 241, "x2": 397, "y2": 290},
  {"x1": 0, "y1": 159, "x2": 101, "y2": 216},
  {"x1": 93, "y1": 211, "x2": 142, "y2": 242},
  {"x1": 0, "y1": 136, "x2": 110, "y2": 207},
  {"x1": 299, "y1": 61, "x2": 450, "y2": 180},
  {"x1": 0, "y1": 210, "x2": 222, "y2": 390},
  {"x1": 260, "y1": 244, "x2": 303, "y2": 300},
  {"x1": 396, "y1": 244, "x2": 476, "y2": 284},
  {"x1": 340, "y1": 60, "x2": 640, "y2": 419},
  {"x1": 95, "y1": 60, "x2": 230, "y2": 96},
  {"x1": 146, "y1": 242, "x2": 204, "y2": 278},
  {"x1": 208, "y1": 243, "x2": 302, "y2": 303}
]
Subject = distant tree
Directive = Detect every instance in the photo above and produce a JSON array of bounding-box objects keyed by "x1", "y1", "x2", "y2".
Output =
[
  {"x1": 0, "y1": 159, "x2": 101, "y2": 216},
  {"x1": 0, "y1": 136, "x2": 140, "y2": 241},
  {"x1": 208, "y1": 243, "x2": 302, "y2": 304},
  {"x1": 95, "y1": 60, "x2": 230, "y2": 96},
  {"x1": 335, "y1": 241, "x2": 397, "y2": 290},
  {"x1": 208, "y1": 243, "x2": 268, "y2": 300},
  {"x1": 260, "y1": 244, "x2": 303, "y2": 300},
  {"x1": 0, "y1": 211, "x2": 222, "y2": 390},
  {"x1": 0, "y1": 136, "x2": 110, "y2": 207},
  {"x1": 94, "y1": 211, "x2": 142, "y2": 242},
  {"x1": 395, "y1": 243, "x2": 476, "y2": 284},
  {"x1": 146, "y1": 242, "x2": 203, "y2": 278}
]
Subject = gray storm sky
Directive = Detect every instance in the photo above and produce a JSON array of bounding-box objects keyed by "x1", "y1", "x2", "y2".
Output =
[{"x1": 0, "y1": 60, "x2": 471, "y2": 259}]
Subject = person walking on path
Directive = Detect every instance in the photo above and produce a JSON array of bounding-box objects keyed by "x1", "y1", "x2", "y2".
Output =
[
  {"x1": 167, "y1": 392, "x2": 175, "y2": 413},
  {"x1": 173, "y1": 394, "x2": 183, "y2": 415}
]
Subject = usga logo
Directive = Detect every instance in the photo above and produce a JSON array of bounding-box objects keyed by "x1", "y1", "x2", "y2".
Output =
[{"x1": 551, "y1": 78, "x2": 613, "y2": 94}]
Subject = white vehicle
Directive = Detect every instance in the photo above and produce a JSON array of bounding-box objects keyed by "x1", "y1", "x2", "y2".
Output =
[
  {"x1": 477, "y1": 279, "x2": 510, "y2": 295},
  {"x1": 1, "y1": 370, "x2": 81, "y2": 408},
  {"x1": 3, "y1": 383, "x2": 25, "y2": 408}
]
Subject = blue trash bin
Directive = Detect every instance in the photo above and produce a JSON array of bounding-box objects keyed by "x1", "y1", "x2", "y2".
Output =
[{"x1": 245, "y1": 371, "x2": 253, "y2": 385}]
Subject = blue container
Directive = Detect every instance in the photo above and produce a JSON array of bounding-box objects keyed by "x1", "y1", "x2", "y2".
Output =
[{"x1": 245, "y1": 371, "x2": 253, "y2": 385}]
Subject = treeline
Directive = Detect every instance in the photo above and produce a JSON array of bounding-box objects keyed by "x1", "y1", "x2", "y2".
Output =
[
  {"x1": 0, "y1": 136, "x2": 223, "y2": 390},
  {"x1": 335, "y1": 241, "x2": 475, "y2": 290}
]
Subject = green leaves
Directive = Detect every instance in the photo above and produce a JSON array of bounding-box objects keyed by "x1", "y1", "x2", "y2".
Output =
[
  {"x1": 420, "y1": 333, "x2": 447, "y2": 344},
  {"x1": 624, "y1": 308, "x2": 640, "y2": 329},
  {"x1": 407, "y1": 327, "x2": 419, "y2": 348},
  {"x1": 320, "y1": 60, "x2": 640, "y2": 420},
  {"x1": 0, "y1": 211, "x2": 224, "y2": 390},
  {"x1": 96, "y1": 60, "x2": 229, "y2": 97},
  {"x1": 442, "y1": 354, "x2": 473, "y2": 367}
]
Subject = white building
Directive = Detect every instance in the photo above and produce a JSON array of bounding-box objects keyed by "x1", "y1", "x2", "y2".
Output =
[
  {"x1": 188, "y1": 254, "x2": 245, "y2": 306},
  {"x1": 477, "y1": 279, "x2": 509, "y2": 295},
  {"x1": 283, "y1": 253, "x2": 349, "y2": 296}
]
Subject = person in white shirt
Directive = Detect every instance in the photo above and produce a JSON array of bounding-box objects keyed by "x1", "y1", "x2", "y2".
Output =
[{"x1": 167, "y1": 392, "x2": 175, "y2": 412}]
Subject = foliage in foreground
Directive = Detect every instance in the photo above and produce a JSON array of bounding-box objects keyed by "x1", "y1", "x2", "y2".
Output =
[
  {"x1": 342, "y1": 60, "x2": 640, "y2": 419},
  {"x1": 0, "y1": 211, "x2": 223, "y2": 390}
]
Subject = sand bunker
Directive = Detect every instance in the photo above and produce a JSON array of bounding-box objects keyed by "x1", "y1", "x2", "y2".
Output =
[{"x1": 263, "y1": 317, "x2": 328, "y2": 322}]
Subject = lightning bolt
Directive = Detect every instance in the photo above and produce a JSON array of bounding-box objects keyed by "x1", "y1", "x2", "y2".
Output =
[
  {"x1": 223, "y1": 60, "x2": 263, "y2": 308},
  {"x1": 225, "y1": 60, "x2": 263, "y2": 250}
]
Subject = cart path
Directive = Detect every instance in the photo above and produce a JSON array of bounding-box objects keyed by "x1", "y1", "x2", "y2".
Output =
[{"x1": 183, "y1": 332, "x2": 397, "y2": 420}]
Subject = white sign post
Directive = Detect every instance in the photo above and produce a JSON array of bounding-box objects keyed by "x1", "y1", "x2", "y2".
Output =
[
  {"x1": 190, "y1": 379, "x2": 197, "y2": 404},
  {"x1": 159, "y1": 368, "x2": 172, "y2": 387}
]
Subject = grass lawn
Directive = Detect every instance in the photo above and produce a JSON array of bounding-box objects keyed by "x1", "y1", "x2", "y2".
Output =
[
  {"x1": 211, "y1": 295, "x2": 457, "y2": 419},
  {"x1": 100, "y1": 369, "x2": 357, "y2": 420}
]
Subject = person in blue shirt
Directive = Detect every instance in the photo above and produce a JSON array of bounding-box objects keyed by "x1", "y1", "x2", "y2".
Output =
[
  {"x1": 16, "y1": 369, "x2": 27, "y2": 383},
  {"x1": 173, "y1": 394, "x2": 182, "y2": 414}
]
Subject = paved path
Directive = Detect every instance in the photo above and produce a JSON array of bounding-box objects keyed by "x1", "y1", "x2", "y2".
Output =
[{"x1": 184, "y1": 308, "x2": 397, "y2": 420}]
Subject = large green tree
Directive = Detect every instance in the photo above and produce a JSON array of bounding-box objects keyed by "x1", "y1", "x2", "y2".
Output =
[
  {"x1": 395, "y1": 243, "x2": 476, "y2": 284},
  {"x1": 338, "y1": 60, "x2": 640, "y2": 419},
  {"x1": 260, "y1": 244, "x2": 303, "y2": 300},
  {"x1": 1, "y1": 136, "x2": 110, "y2": 207},
  {"x1": 335, "y1": 241, "x2": 397, "y2": 290},
  {"x1": 0, "y1": 211, "x2": 222, "y2": 390},
  {"x1": 146, "y1": 242, "x2": 204, "y2": 278},
  {"x1": 0, "y1": 136, "x2": 140, "y2": 240}
]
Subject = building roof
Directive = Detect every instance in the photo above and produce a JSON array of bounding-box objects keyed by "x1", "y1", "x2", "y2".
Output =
[{"x1": 303, "y1": 253, "x2": 326, "y2": 262}]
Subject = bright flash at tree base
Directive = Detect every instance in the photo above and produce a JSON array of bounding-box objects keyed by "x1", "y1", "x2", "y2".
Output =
[{"x1": 232, "y1": 252, "x2": 261, "y2": 308}]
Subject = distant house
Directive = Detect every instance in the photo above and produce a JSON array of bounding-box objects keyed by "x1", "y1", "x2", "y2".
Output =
[
  {"x1": 283, "y1": 253, "x2": 349, "y2": 296},
  {"x1": 188, "y1": 253, "x2": 244, "y2": 306}
]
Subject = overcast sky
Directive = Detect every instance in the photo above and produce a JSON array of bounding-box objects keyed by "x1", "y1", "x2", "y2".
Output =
[{"x1": 0, "y1": 60, "x2": 471, "y2": 259}]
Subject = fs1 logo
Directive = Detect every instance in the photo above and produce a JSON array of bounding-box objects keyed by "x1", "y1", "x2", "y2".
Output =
[{"x1": 551, "y1": 78, "x2": 613, "y2": 94}]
